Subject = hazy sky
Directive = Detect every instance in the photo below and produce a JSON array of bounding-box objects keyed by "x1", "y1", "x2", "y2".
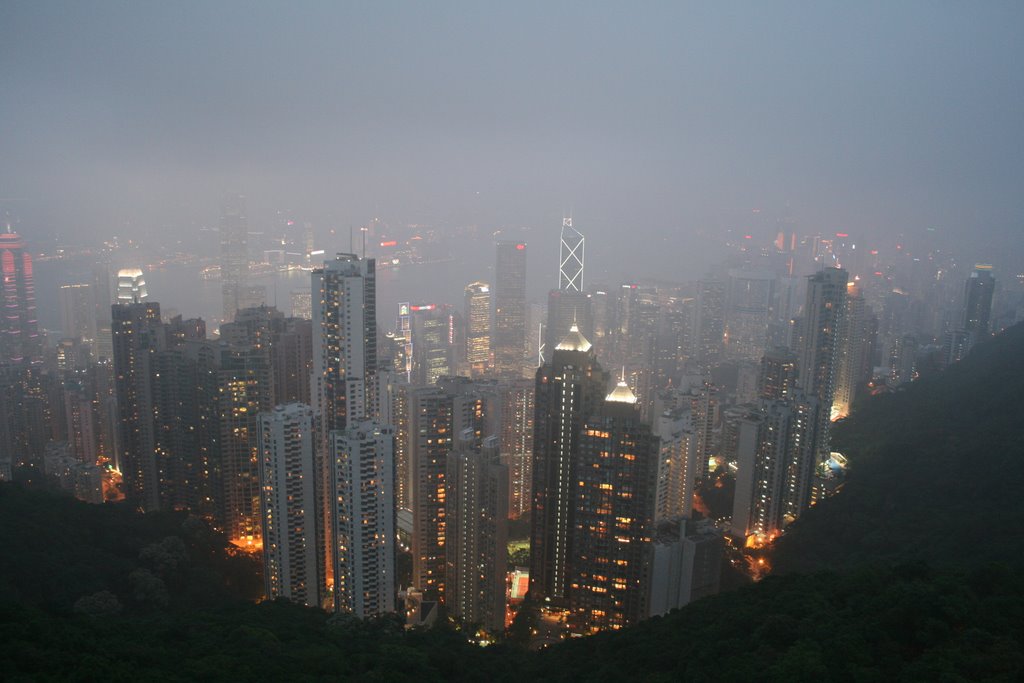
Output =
[{"x1": 2, "y1": 1, "x2": 1023, "y2": 272}]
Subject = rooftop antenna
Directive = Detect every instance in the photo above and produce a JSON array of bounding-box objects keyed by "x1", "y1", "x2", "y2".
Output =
[{"x1": 349, "y1": 225, "x2": 354, "y2": 253}]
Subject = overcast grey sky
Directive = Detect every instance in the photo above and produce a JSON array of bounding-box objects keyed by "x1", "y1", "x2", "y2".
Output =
[{"x1": 2, "y1": 1, "x2": 1022, "y2": 271}]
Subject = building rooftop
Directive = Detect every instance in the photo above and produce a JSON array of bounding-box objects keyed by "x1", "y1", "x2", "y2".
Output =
[{"x1": 554, "y1": 322, "x2": 592, "y2": 352}]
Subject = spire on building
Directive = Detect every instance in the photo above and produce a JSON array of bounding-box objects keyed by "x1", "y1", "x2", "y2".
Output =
[{"x1": 555, "y1": 321, "x2": 592, "y2": 352}]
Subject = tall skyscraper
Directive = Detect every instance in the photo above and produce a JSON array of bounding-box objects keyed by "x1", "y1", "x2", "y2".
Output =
[
  {"x1": 59, "y1": 283, "x2": 97, "y2": 346},
  {"x1": 220, "y1": 194, "x2": 249, "y2": 323},
  {"x1": 529, "y1": 322, "x2": 609, "y2": 604},
  {"x1": 330, "y1": 420, "x2": 396, "y2": 616},
  {"x1": 410, "y1": 304, "x2": 452, "y2": 386},
  {"x1": 962, "y1": 266, "x2": 996, "y2": 343},
  {"x1": 569, "y1": 377, "x2": 658, "y2": 633},
  {"x1": 312, "y1": 253, "x2": 377, "y2": 438},
  {"x1": 494, "y1": 241, "x2": 527, "y2": 376},
  {"x1": 0, "y1": 231, "x2": 41, "y2": 365},
  {"x1": 464, "y1": 282, "x2": 491, "y2": 376},
  {"x1": 796, "y1": 267, "x2": 848, "y2": 463},
  {"x1": 559, "y1": 217, "x2": 584, "y2": 292},
  {"x1": 409, "y1": 377, "x2": 488, "y2": 599},
  {"x1": 259, "y1": 403, "x2": 321, "y2": 607},
  {"x1": 111, "y1": 300, "x2": 163, "y2": 510},
  {"x1": 116, "y1": 268, "x2": 148, "y2": 303},
  {"x1": 695, "y1": 279, "x2": 725, "y2": 370},
  {"x1": 445, "y1": 433, "x2": 508, "y2": 633},
  {"x1": 312, "y1": 253, "x2": 393, "y2": 614},
  {"x1": 833, "y1": 285, "x2": 873, "y2": 420}
]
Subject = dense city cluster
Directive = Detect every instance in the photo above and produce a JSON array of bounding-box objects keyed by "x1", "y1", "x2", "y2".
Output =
[{"x1": 0, "y1": 199, "x2": 1015, "y2": 642}]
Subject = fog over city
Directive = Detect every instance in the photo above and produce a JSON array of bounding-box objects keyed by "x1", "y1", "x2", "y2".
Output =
[
  {"x1": 4, "y1": 2, "x2": 1023, "y2": 283},
  {"x1": 4, "y1": 3, "x2": 1024, "y2": 675}
]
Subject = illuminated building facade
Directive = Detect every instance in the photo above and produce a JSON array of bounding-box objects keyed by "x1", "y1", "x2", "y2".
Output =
[
  {"x1": 464, "y1": 282, "x2": 491, "y2": 376},
  {"x1": 259, "y1": 403, "x2": 321, "y2": 607},
  {"x1": 568, "y1": 378, "x2": 657, "y2": 633},
  {"x1": 529, "y1": 323, "x2": 609, "y2": 604},
  {"x1": 0, "y1": 231, "x2": 41, "y2": 365},
  {"x1": 330, "y1": 420, "x2": 396, "y2": 617},
  {"x1": 116, "y1": 268, "x2": 148, "y2": 304},
  {"x1": 409, "y1": 377, "x2": 487, "y2": 600},
  {"x1": 59, "y1": 283, "x2": 97, "y2": 347}
]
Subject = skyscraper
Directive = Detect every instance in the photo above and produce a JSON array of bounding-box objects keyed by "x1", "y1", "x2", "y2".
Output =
[
  {"x1": 494, "y1": 241, "x2": 527, "y2": 376},
  {"x1": 259, "y1": 403, "x2": 320, "y2": 607},
  {"x1": 59, "y1": 283, "x2": 97, "y2": 346},
  {"x1": 797, "y1": 267, "x2": 848, "y2": 462},
  {"x1": 559, "y1": 217, "x2": 584, "y2": 292},
  {"x1": 330, "y1": 420, "x2": 396, "y2": 616},
  {"x1": 111, "y1": 300, "x2": 163, "y2": 510},
  {"x1": 116, "y1": 268, "x2": 148, "y2": 303},
  {"x1": 409, "y1": 377, "x2": 488, "y2": 599},
  {"x1": 464, "y1": 282, "x2": 491, "y2": 376},
  {"x1": 445, "y1": 433, "x2": 508, "y2": 633},
  {"x1": 529, "y1": 322, "x2": 609, "y2": 604},
  {"x1": 220, "y1": 194, "x2": 249, "y2": 323},
  {"x1": 569, "y1": 377, "x2": 658, "y2": 633},
  {"x1": 962, "y1": 266, "x2": 996, "y2": 343},
  {"x1": 312, "y1": 253, "x2": 393, "y2": 614},
  {"x1": 0, "y1": 231, "x2": 41, "y2": 365}
]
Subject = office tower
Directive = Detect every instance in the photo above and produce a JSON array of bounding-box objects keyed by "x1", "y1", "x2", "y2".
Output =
[
  {"x1": 494, "y1": 378, "x2": 535, "y2": 518},
  {"x1": 410, "y1": 304, "x2": 451, "y2": 386},
  {"x1": 112, "y1": 300, "x2": 163, "y2": 510},
  {"x1": 116, "y1": 268, "x2": 148, "y2": 304},
  {"x1": 220, "y1": 194, "x2": 249, "y2": 323},
  {"x1": 569, "y1": 377, "x2": 658, "y2": 633},
  {"x1": 445, "y1": 433, "x2": 508, "y2": 633},
  {"x1": 259, "y1": 403, "x2": 321, "y2": 607},
  {"x1": 529, "y1": 323, "x2": 610, "y2": 604},
  {"x1": 962, "y1": 266, "x2": 996, "y2": 343},
  {"x1": 888, "y1": 334, "x2": 917, "y2": 386},
  {"x1": 409, "y1": 378, "x2": 488, "y2": 599},
  {"x1": 330, "y1": 420, "x2": 396, "y2": 617},
  {"x1": 695, "y1": 279, "x2": 725, "y2": 370},
  {"x1": 494, "y1": 241, "x2": 527, "y2": 376},
  {"x1": 797, "y1": 267, "x2": 848, "y2": 463},
  {"x1": 464, "y1": 282, "x2": 491, "y2": 376},
  {"x1": 725, "y1": 269, "x2": 775, "y2": 362},
  {"x1": 559, "y1": 217, "x2": 585, "y2": 292},
  {"x1": 545, "y1": 290, "x2": 593, "y2": 365},
  {"x1": 92, "y1": 264, "x2": 114, "y2": 360},
  {"x1": 291, "y1": 288, "x2": 312, "y2": 320},
  {"x1": 0, "y1": 231, "x2": 41, "y2": 365},
  {"x1": 59, "y1": 284, "x2": 97, "y2": 346}
]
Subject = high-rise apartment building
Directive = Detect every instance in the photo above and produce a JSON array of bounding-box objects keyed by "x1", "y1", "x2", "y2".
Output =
[
  {"x1": 409, "y1": 377, "x2": 488, "y2": 599},
  {"x1": 330, "y1": 421, "x2": 396, "y2": 616},
  {"x1": 259, "y1": 403, "x2": 321, "y2": 607},
  {"x1": 445, "y1": 433, "x2": 508, "y2": 633},
  {"x1": 111, "y1": 300, "x2": 163, "y2": 510},
  {"x1": 797, "y1": 267, "x2": 848, "y2": 463},
  {"x1": 494, "y1": 241, "x2": 527, "y2": 376}
]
